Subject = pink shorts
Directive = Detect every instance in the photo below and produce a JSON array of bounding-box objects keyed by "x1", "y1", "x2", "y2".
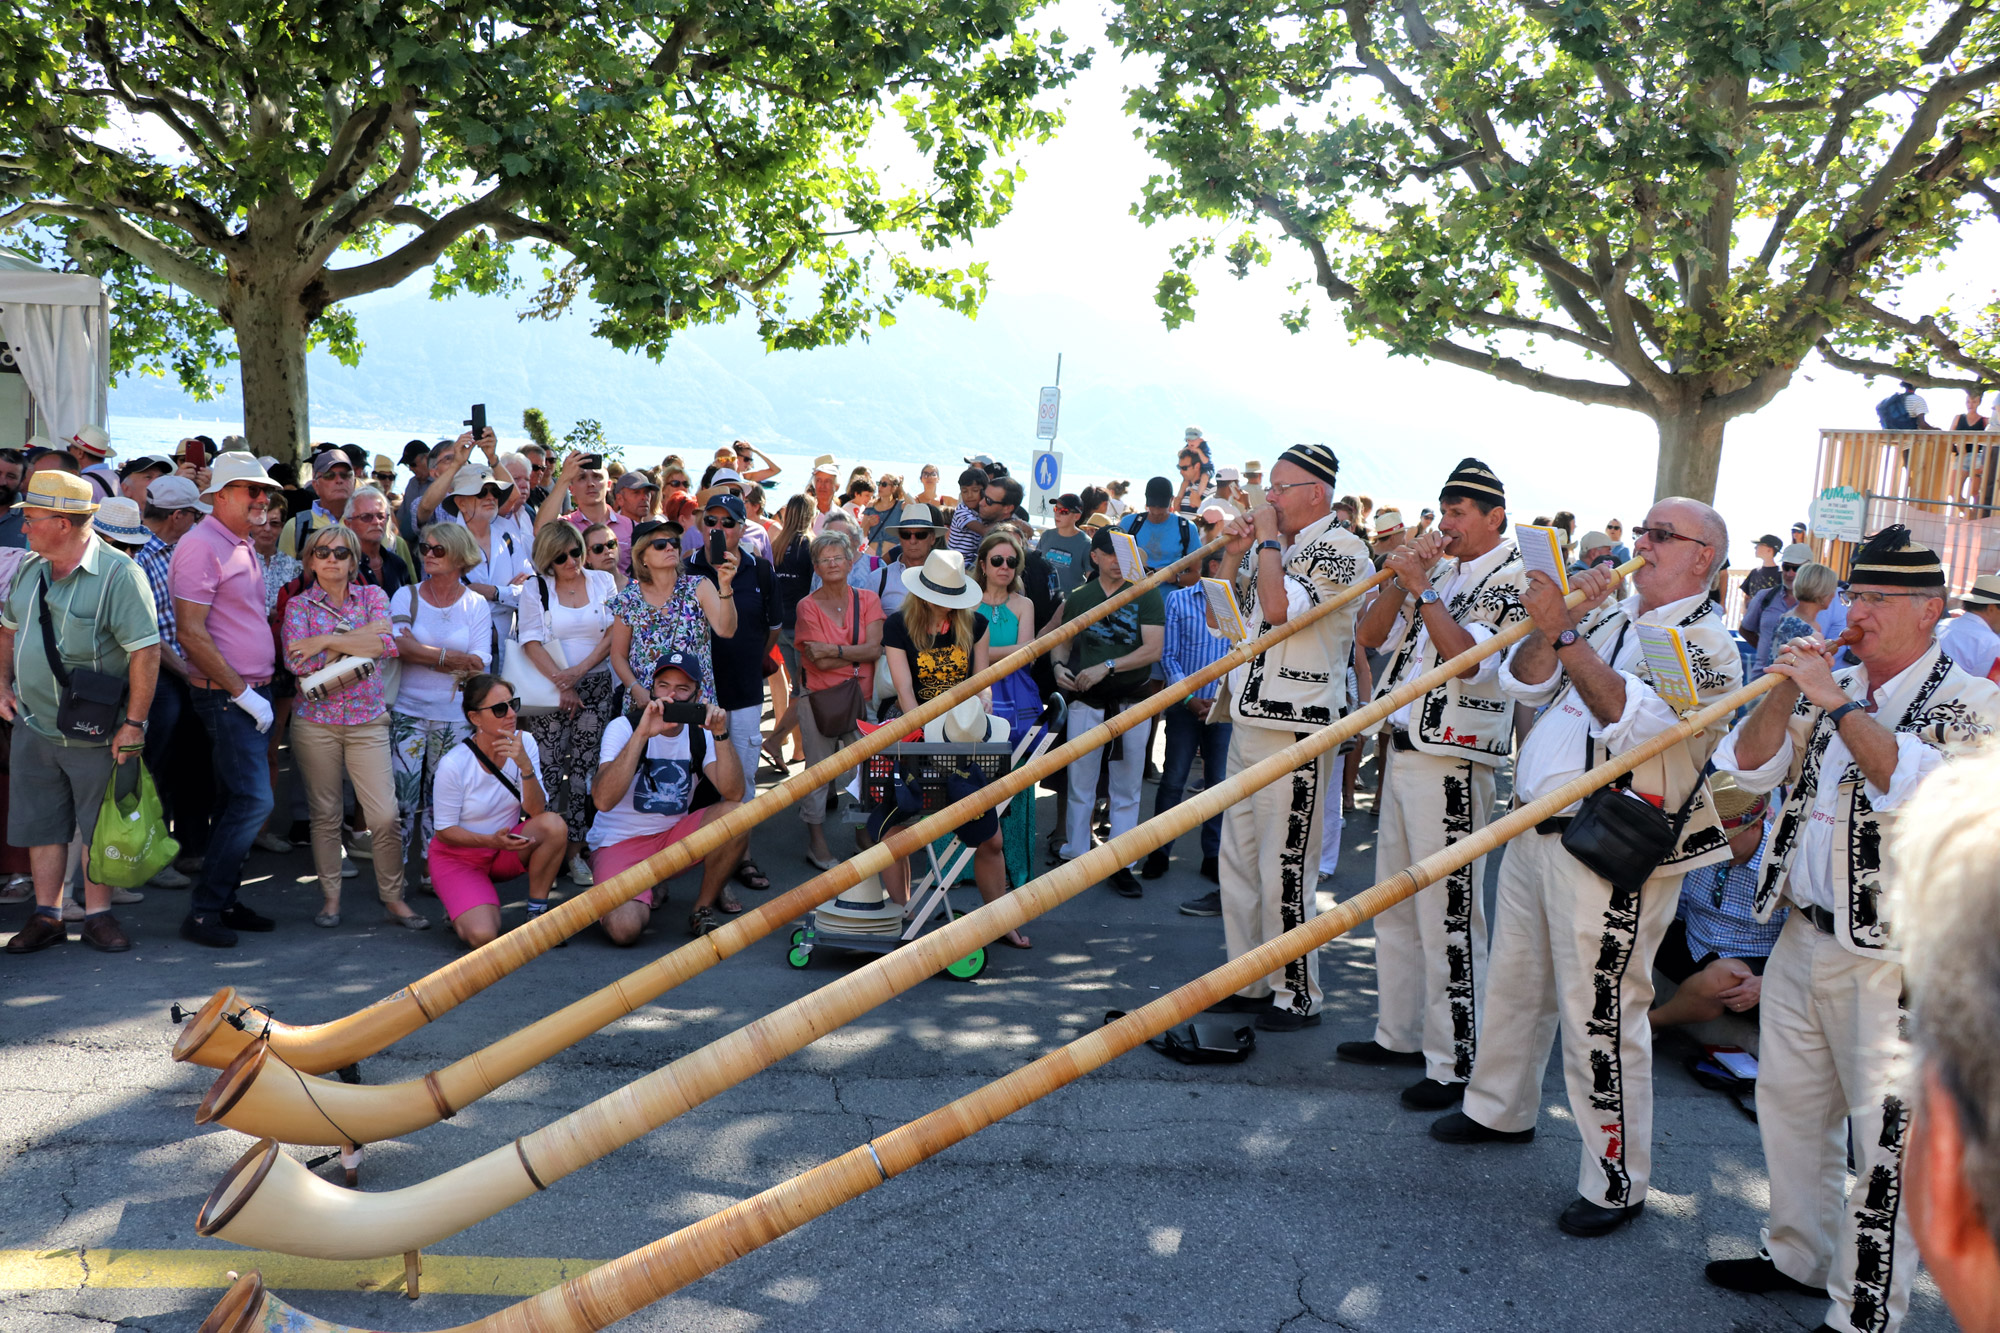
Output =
[
  {"x1": 427, "y1": 823, "x2": 534, "y2": 920},
  {"x1": 589, "y1": 808, "x2": 715, "y2": 905}
]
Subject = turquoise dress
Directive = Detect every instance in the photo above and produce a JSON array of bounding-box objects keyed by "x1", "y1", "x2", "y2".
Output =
[{"x1": 981, "y1": 598, "x2": 1037, "y2": 888}]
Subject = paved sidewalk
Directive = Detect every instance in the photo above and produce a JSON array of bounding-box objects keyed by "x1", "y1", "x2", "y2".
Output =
[{"x1": 0, "y1": 785, "x2": 1953, "y2": 1332}]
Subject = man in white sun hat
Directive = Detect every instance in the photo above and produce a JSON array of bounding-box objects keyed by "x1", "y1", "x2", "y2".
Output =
[
  {"x1": 0, "y1": 470, "x2": 160, "y2": 956},
  {"x1": 1940, "y1": 573, "x2": 2000, "y2": 680},
  {"x1": 66, "y1": 425, "x2": 119, "y2": 502},
  {"x1": 170, "y1": 452, "x2": 286, "y2": 948}
]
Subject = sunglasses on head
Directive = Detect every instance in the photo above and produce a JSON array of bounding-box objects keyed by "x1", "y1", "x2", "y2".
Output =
[
  {"x1": 588, "y1": 540, "x2": 615, "y2": 555},
  {"x1": 704, "y1": 515, "x2": 738, "y2": 529},
  {"x1": 986, "y1": 554, "x2": 1019, "y2": 569},
  {"x1": 474, "y1": 697, "x2": 523, "y2": 717}
]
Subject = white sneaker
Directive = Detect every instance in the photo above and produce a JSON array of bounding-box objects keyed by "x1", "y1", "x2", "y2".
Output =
[
  {"x1": 0, "y1": 874, "x2": 32, "y2": 904},
  {"x1": 253, "y1": 829, "x2": 293, "y2": 853},
  {"x1": 344, "y1": 833, "x2": 373, "y2": 861},
  {"x1": 61, "y1": 901, "x2": 84, "y2": 922},
  {"x1": 110, "y1": 886, "x2": 144, "y2": 905},
  {"x1": 568, "y1": 854, "x2": 594, "y2": 886},
  {"x1": 340, "y1": 852, "x2": 359, "y2": 880},
  {"x1": 147, "y1": 865, "x2": 192, "y2": 889}
]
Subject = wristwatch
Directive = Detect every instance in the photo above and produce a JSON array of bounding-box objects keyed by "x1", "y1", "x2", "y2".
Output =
[
  {"x1": 1258, "y1": 540, "x2": 1282, "y2": 554},
  {"x1": 124, "y1": 717, "x2": 149, "y2": 733},
  {"x1": 1417, "y1": 587, "x2": 1441, "y2": 607},
  {"x1": 1553, "y1": 628, "x2": 1581, "y2": 652}
]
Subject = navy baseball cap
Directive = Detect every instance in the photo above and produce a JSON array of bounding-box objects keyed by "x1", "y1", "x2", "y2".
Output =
[
  {"x1": 652, "y1": 650, "x2": 705, "y2": 688},
  {"x1": 704, "y1": 493, "x2": 748, "y2": 523}
]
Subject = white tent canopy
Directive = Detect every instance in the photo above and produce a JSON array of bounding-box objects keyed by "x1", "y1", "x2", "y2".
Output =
[{"x1": 0, "y1": 249, "x2": 110, "y2": 446}]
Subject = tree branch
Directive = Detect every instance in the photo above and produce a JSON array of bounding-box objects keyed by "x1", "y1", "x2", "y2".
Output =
[
  {"x1": 1815, "y1": 338, "x2": 1996, "y2": 391},
  {"x1": 317, "y1": 188, "x2": 565, "y2": 303},
  {"x1": 0, "y1": 201, "x2": 227, "y2": 305}
]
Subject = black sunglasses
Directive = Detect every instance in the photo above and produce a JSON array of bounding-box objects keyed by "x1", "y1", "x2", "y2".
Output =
[
  {"x1": 474, "y1": 697, "x2": 523, "y2": 717},
  {"x1": 419, "y1": 542, "x2": 450, "y2": 557},
  {"x1": 704, "y1": 516, "x2": 738, "y2": 529},
  {"x1": 897, "y1": 529, "x2": 935, "y2": 541},
  {"x1": 986, "y1": 555, "x2": 1019, "y2": 569},
  {"x1": 588, "y1": 540, "x2": 616, "y2": 555},
  {"x1": 648, "y1": 537, "x2": 678, "y2": 552},
  {"x1": 309, "y1": 546, "x2": 355, "y2": 562},
  {"x1": 549, "y1": 548, "x2": 580, "y2": 567}
]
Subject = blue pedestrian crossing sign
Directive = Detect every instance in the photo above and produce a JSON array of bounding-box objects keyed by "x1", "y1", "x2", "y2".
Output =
[{"x1": 1030, "y1": 448, "x2": 1063, "y2": 515}]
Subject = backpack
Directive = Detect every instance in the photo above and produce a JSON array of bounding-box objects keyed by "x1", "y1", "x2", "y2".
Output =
[
  {"x1": 1120, "y1": 511, "x2": 1194, "y2": 560},
  {"x1": 1875, "y1": 392, "x2": 1914, "y2": 431}
]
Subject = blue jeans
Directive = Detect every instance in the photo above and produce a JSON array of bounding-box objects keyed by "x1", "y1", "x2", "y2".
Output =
[
  {"x1": 1155, "y1": 704, "x2": 1230, "y2": 859},
  {"x1": 189, "y1": 684, "x2": 276, "y2": 916}
]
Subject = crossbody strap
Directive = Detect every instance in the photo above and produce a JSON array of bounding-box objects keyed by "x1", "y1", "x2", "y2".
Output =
[
  {"x1": 34, "y1": 573, "x2": 71, "y2": 689},
  {"x1": 460, "y1": 736, "x2": 522, "y2": 803}
]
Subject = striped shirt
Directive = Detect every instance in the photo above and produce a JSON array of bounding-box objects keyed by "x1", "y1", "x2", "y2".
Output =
[
  {"x1": 1160, "y1": 582, "x2": 1231, "y2": 702},
  {"x1": 135, "y1": 533, "x2": 181, "y2": 658},
  {"x1": 1675, "y1": 837, "x2": 1785, "y2": 962}
]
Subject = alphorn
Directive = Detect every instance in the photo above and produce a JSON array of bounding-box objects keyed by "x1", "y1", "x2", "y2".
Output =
[
  {"x1": 196, "y1": 560, "x2": 1643, "y2": 1258},
  {"x1": 201, "y1": 606, "x2": 1768, "y2": 1333},
  {"x1": 197, "y1": 568, "x2": 1404, "y2": 1144},
  {"x1": 171, "y1": 534, "x2": 1231, "y2": 1076}
]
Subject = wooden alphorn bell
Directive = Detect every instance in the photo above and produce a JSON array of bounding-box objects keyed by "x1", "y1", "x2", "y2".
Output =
[
  {"x1": 196, "y1": 570, "x2": 1407, "y2": 1146},
  {"x1": 195, "y1": 561, "x2": 1643, "y2": 1260},
  {"x1": 171, "y1": 535, "x2": 1234, "y2": 1076},
  {"x1": 204, "y1": 581, "x2": 1790, "y2": 1333}
]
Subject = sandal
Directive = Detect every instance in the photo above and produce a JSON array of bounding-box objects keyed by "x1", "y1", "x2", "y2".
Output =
[
  {"x1": 734, "y1": 859, "x2": 771, "y2": 892},
  {"x1": 717, "y1": 888, "x2": 745, "y2": 914}
]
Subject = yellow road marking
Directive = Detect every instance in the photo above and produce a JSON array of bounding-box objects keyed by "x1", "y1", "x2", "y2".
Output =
[{"x1": 0, "y1": 1248, "x2": 603, "y2": 1295}]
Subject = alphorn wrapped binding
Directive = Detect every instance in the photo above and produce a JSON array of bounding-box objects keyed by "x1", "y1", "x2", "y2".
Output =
[
  {"x1": 198, "y1": 562, "x2": 1643, "y2": 1258},
  {"x1": 171, "y1": 535, "x2": 1232, "y2": 1076},
  {"x1": 202, "y1": 609, "x2": 1779, "y2": 1333}
]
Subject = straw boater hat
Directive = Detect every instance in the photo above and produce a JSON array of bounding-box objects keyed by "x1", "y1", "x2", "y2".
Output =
[
  {"x1": 199, "y1": 452, "x2": 281, "y2": 498},
  {"x1": 1708, "y1": 772, "x2": 1768, "y2": 830},
  {"x1": 1439, "y1": 457, "x2": 1505, "y2": 506},
  {"x1": 92, "y1": 497, "x2": 148, "y2": 546},
  {"x1": 69, "y1": 425, "x2": 114, "y2": 460},
  {"x1": 1374, "y1": 508, "x2": 1406, "y2": 540},
  {"x1": 1963, "y1": 574, "x2": 2000, "y2": 607},
  {"x1": 1242, "y1": 459, "x2": 1263, "y2": 475},
  {"x1": 901, "y1": 547, "x2": 982, "y2": 609},
  {"x1": 1083, "y1": 513, "x2": 1114, "y2": 531},
  {"x1": 15, "y1": 471, "x2": 99, "y2": 515},
  {"x1": 1848, "y1": 525, "x2": 1945, "y2": 588}
]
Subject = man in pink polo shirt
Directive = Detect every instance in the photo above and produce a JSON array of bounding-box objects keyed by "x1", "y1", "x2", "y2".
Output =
[{"x1": 169, "y1": 452, "x2": 283, "y2": 948}]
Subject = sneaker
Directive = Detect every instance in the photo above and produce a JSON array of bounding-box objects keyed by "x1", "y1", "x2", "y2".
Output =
[
  {"x1": 340, "y1": 853, "x2": 359, "y2": 880},
  {"x1": 1179, "y1": 890, "x2": 1222, "y2": 917},
  {"x1": 174, "y1": 855, "x2": 205, "y2": 875},
  {"x1": 61, "y1": 901, "x2": 85, "y2": 922},
  {"x1": 79, "y1": 913, "x2": 131, "y2": 953},
  {"x1": 343, "y1": 833, "x2": 373, "y2": 861},
  {"x1": 146, "y1": 865, "x2": 192, "y2": 890},
  {"x1": 687, "y1": 905, "x2": 721, "y2": 937},
  {"x1": 179, "y1": 913, "x2": 239, "y2": 948},
  {"x1": 1140, "y1": 848, "x2": 1171, "y2": 880},
  {"x1": 218, "y1": 902, "x2": 276, "y2": 933},
  {"x1": 0, "y1": 874, "x2": 32, "y2": 904},
  {"x1": 253, "y1": 829, "x2": 293, "y2": 854},
  {"x1": 1199, "y1": 856, "x2": 1219, "y2": 883},
  {"x1": 109, "y1": 886, "x2": 145, "y2": 905},
  {"x1": 1108, "y1": 868, "x2": 1143, "y2": 899},
  {"x1": 286, "y1": 819, "x2": 310, "y2": 845},
  {"x1": 568, "y1": 854, "x2": 594, "y2": 887}
]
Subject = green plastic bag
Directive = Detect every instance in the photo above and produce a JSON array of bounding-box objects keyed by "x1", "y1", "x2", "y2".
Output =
[{"x1": 88, "y1": 760, "x2": 180, "y2": 889}]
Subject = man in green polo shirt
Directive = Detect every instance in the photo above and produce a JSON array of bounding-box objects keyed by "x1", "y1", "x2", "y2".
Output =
[{"x1": 0, "y1": 470, "x2": 160, "y2": 954}]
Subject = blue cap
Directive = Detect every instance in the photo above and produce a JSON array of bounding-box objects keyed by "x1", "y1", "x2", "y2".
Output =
[
  {"x1": 652, "y1": 650, "x2": 705, "y2": 687},
  {"x1": 704, "y1": 493, "x2": 748, "y2": 523}
]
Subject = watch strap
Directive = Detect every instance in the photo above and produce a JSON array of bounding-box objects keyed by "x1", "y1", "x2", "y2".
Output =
[
  {"x1": 1552, "y1": 628, "x2": 1581, "y2": 651},
  {"x1": 1826, "y1": 700, "x2": 1864, "y2": 727},
  {"x1": 1257, "y1": 539, "x2": 1282, "y2": 554}
]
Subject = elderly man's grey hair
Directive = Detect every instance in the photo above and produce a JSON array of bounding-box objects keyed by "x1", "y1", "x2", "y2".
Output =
[{"x1": 1891, "y1": 742, "x2": 2000, "y2": 1249}]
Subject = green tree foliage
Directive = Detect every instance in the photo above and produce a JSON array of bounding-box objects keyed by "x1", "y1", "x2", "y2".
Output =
[
  {"x1": 0, "y1": 0, "x2": 1077, "y2": 456},
  {"x1": 1111, "y1": 0, "x2": 2000, "y2": 501},
  {"x1": 520, "y1": 406, "x2": 553, "y2": 450}
]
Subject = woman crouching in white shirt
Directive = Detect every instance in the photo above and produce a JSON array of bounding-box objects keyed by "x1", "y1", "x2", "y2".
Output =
[{"x1": 429, "y1": 674, "x2": 569, "y2": 948}]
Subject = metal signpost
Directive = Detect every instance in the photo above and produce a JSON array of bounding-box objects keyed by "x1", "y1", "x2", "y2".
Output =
[{"x1": 1031, "y1": 355, "x2": 1063, "y2": 518}]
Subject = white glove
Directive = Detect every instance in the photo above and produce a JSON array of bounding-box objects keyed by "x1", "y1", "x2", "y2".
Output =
[{"x1": 232, "y1": 688, "x2": 275, "y2": 734}]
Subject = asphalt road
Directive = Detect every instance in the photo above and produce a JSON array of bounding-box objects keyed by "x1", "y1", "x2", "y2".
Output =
[{"x1": 0, "y1": 763, "x2": 1955, "y2": 1333}]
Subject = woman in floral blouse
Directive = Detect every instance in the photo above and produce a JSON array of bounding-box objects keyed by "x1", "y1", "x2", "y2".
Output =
[
  {"x1": 607, "y1": 517, "x2": 737, "y2": 707},
  {"x1": 281, "y1": 523, "x2": 428, "y2": 930}
]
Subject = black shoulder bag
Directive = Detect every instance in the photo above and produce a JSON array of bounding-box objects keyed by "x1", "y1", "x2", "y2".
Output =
[
  {"x1": 1557, "y1": 620, "x2": 1708, "y2": 893},
  {"x1": 36, "y1": 573, "x2": 129, "y2": 743}
]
